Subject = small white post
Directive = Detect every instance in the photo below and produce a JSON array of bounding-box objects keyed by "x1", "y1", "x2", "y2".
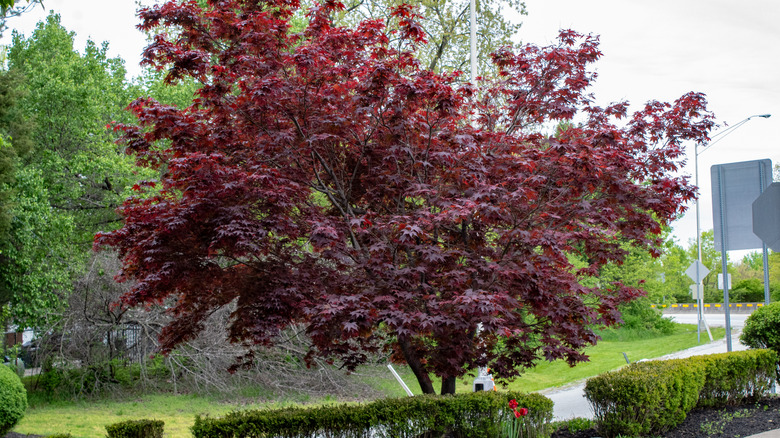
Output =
[{"x1": 387, "y1": 364, "x2": 414, "y2": 397}]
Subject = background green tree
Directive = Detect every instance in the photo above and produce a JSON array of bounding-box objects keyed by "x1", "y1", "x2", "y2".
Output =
[
  {"x1": 658, "y1": 238, "x2": 694, "y2": 303},
  {"x1": 594, "y1": 230, "x2": 687, "y2": 334},
  {"x1": 595, "y1": 228, "x2": 693, "y2": 304},
  {"x1": 329, "y1": 0, "x2": 526, "y2": 75},
  {"x1": 1, "y1": 14, "x2": 152, "y2": 328},
  {"x1": 726, "y1": 251, "x2": 774, "y2": 303},
  {"x1": 132, "y1": 69, "x2": 201, "y2": 109},
  {"x1": 0, "y1": 68, "x2": 32, "y2": 243},
  {"x1": 684, "y1": 230, "x2": 735, "y2": 303},
  {"x1": 0, "y1": 0, "x2": 41, "y2": 35},
  {"x1": 7, "y1": 14, "x2": 145, "y2": 246},
  {"x1": 0, "y1": 67, "x2": 49, "y2": 324}
]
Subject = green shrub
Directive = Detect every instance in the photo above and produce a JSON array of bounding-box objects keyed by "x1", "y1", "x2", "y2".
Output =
[
  {"x1": 105, "y1": 419, "x2": 164, "y2": 438},
  {"x1": 619, "y1": 299, "x2": 675, "y2": 335},
  {"x1": 692, "y1": 349, "x2": 776, "y2": 407},
  {"x1": 33, "y1": 358, "x2": 64, "y2": 400},
  {"x1": 597, "y1": 300, "x2": 675, "y2": 341},
  {"x1": 584, "y1": 358, "x2": 705, "y2": 438},
  {"x1": 741, "y1": 302, "x2": 780, "y2": 356},
  {"x1": 4, "y1": 345, "x2": 25, "y2": 378},
  {"x1": 584, "y1": 349, "x2": 778, "y2": 438},
  {"x1": 29, "y1": 355, "x2": 180, "y2": 401},
  {"x1": 192, "y1": 391, "x2": 552, "y2": 438},
  {"x1": 0, "y1": 363, "x2": 28, "y2": 436},
  {"x1": 33, "y1": 362, "x2": 109, "y2": 398},
  {"x1": 730, "y1": 278, "x2": 769, "y2": 303}
]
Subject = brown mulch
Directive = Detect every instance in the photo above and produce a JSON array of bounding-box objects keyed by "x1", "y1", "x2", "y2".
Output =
[{"x1": 552, "y1": 396, "x2": 780, "y2": 438}]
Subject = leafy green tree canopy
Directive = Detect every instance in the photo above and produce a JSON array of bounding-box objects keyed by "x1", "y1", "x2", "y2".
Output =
[
  {"x1": 1, "y1": 13, "x2": 149, "y2": 328},
  {"x1": 685, "y1": 230, "x2": 734, "y2": 303},
  {"x1": 8, "y1": 13, "x2": 142, "y2": 246},
  {"x1": 0, "y1": 0, "x2": 41, "y2": 35},
  {"x1": 330, "y1": 0, "x2": 526, "y2": 75}
]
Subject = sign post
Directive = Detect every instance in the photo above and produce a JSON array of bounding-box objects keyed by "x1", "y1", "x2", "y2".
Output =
[
  {"x1": 753, "y1": 182, "x2": 780, "y2": 305},
  {"x1": 711, "y1": 159, "x2": 772, "y2": 351},
  {"x1": 685, "y1": 260, "x2": 712, "y2": 342}
]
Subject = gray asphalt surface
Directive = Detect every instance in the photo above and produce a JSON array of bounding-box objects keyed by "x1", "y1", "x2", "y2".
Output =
[{"x1": 665, "y1": 312, "x2": 749, "y2": 328}]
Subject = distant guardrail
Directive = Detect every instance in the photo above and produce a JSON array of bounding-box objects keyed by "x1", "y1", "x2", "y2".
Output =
[{"x1": 653, "y1": 303, "x2": 765, "y2": 313}]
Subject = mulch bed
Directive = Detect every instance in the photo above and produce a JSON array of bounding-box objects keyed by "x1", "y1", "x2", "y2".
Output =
[{"x1": 553, "y1": 396, "x2": 780, "y2": 438}]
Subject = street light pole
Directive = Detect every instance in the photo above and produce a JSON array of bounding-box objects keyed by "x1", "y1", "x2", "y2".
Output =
[
  {"x1": 694, "y1": 114, "x2": 770, "y2": 349},
  {"x1": 470, "y1": 0, "x2": 476, "y2": 84},
  {"x1": 694, "y1": 143, "x2": 712, "y2": 343},
  {"x1": 469, "y1": 0, "x2": 494, "y2": 392}
]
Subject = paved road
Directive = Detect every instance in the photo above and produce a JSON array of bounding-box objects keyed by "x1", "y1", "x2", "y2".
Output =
[
  {"x1": 664, "y1": 312, "x2": 750, "y2": 328},
  {"x1": 540, "y1": 325, "x2": 750, "y2": 420}
]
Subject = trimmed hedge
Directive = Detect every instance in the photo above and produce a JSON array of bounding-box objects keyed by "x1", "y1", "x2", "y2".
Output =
[
  {"x1": 584, "y1": 358, "x2": 705, "y2": 437},
  {"x1": 192, "y1": 391, "x2": 553, "y2": 438},
  {"x1": 0, "y1": 364, "x2": 28, "y2": 436},
  {"x1": 584, "y1": 349, "x2": 777, "y2": 438},
  {"x1": 105, "y1": 419, "x2": 164, "y2": 438},
  {"x1": 693, "y1": 349, "x2": 776, "y2": 407}
]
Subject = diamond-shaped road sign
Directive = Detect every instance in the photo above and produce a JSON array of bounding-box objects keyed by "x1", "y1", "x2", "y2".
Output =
[
  {"x1": 753, "y1": 182, "x2": 780, "y2": 252},
  {"x1": 685, "y1": 260, "x2": 710, "y2": 284}
]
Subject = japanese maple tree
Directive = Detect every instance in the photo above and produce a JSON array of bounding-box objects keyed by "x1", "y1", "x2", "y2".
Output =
[{"x1": 97, "y1": 0, "x2": 714, "y2": 394}]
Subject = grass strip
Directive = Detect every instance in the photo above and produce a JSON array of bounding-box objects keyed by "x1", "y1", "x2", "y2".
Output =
[
  {"x1": 496, "y1": 324, "x2": 727, "y2": 393},
  {"x1": 13, "y1": 393, "x2": 316, "y2": 438}
]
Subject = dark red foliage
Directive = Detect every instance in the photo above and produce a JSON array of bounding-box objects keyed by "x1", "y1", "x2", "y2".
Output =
[{"x1": 97, "y1": 0, "x2": 714, "y2": 394}]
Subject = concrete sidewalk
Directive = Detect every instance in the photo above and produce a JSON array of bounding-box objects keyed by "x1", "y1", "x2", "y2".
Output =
[{"x1": 747, "y1": 430, "x2": 780, "y2": 438}]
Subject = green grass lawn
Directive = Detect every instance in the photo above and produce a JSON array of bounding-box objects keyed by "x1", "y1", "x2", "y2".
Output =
[
  {"x1": 493, "y1": 324, "x2": 726, "y2": 393},
  {"x1": 13, "y1": 393, "x2": 313, "y2": 438},
  {"x1": 377, "y1": 324, "x2": 726, "y2": 395},
  {"x1": 12, "y1": 324, "x2": 725, "y2": 438}
]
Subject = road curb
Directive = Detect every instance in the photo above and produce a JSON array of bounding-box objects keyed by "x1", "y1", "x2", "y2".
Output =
[{"x1": 655, "y1": 302, "x2": 763, "y2": 313}]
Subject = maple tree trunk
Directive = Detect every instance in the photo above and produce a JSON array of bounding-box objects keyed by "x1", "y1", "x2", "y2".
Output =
[
  {"x1": 440, "y1": 376, "x2": 456, "y2": 395},
  {"x1": 399, "y1": 336, "x2": 436, "y2": 394}
]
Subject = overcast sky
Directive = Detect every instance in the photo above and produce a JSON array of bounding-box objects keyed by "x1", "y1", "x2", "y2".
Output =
[
  {"x1": 517, "y1": 0, "x2": 779, "y2": 257},
  {"x1": 3, "y1": 0, "x2": 779, "y2": 257}
]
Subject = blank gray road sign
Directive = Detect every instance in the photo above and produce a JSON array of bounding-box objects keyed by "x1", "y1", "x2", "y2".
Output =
[
  {"x1": 711, "y1": 159, "x2": 772, "y2": 251},
  {"x1": 685, "y1": 260, "x2": 710, "y2": 284},
  {"x1": 753, "y1": 182, "x2": 780, "y2": 251}
]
